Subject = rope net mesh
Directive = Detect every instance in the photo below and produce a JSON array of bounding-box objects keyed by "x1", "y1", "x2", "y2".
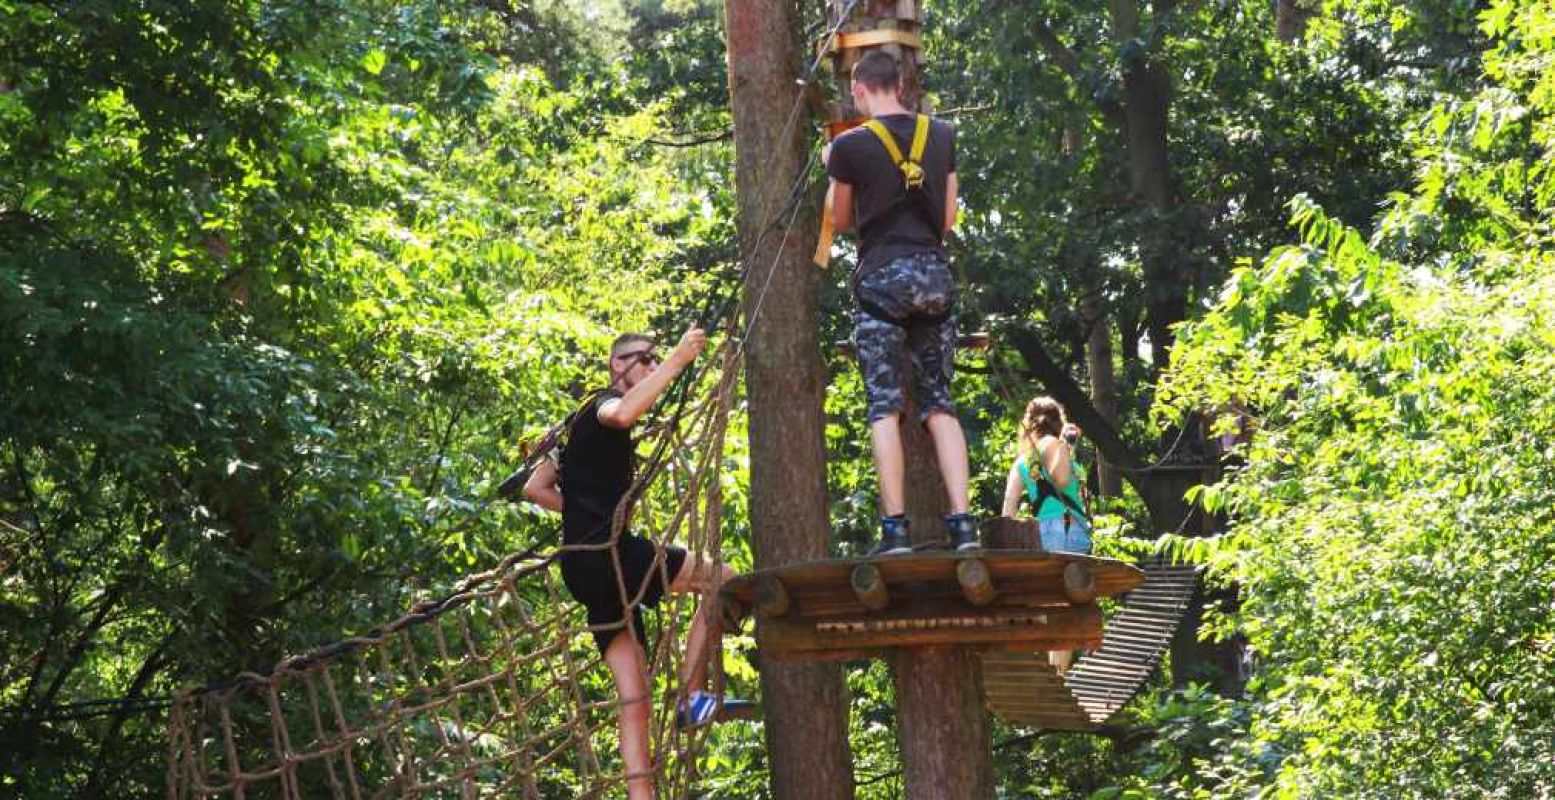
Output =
[{"x1": 166, "y1": 343, "x2": 743, "y2": 800}]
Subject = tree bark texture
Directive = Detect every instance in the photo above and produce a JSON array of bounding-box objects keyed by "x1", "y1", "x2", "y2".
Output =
[
  {"x1": 725, "y1": 0, "x2": 855, "y2": 797},
  {"x1": 1081, "y1": 286, "x2": 1122, "y2": 498},
  {"x1": 890, "y1": 645, "x2": 994, "y2": 798},
  {"x1": 1276, "y1": 0, "x2": 1311, "y2": 44}
]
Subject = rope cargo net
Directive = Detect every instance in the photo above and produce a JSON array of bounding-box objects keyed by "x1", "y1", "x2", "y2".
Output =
[{"x1": 165, "y1": 343, "x2": 743, "y2": 800}]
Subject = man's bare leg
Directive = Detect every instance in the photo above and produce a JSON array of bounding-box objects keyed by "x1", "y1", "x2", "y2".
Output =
[
  {"x1": 869, "y1": 414, "x2": 907, "y2": 516},
  {"x1": 924, "y1": 411, "x2": 971, "y2": 514},
  {"x1": 603, "y1": 633, "x2": 655, "y2": 800},
  {"x1": 669, "y1": 555, "x2": 735, "y2": 692}
]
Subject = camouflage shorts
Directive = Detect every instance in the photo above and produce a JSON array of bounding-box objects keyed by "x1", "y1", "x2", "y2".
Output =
[{"x1": 853, "y1": 251, "x2": 958, "y2": 424}]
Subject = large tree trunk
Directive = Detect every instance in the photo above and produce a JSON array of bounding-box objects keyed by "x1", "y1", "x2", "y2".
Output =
[
  {"x1": 1113, "y1": 0, "x2": 1186, "y2": 374},
  {"x1": 894, "y1": 389, "x2": 994, "y2": 799},
  {"x1": 725, "y1": 1, "x2": 855, "y2": 798},
  {"x1": 1081, "y1": 287, "x2": 1122, "y2": 498}
]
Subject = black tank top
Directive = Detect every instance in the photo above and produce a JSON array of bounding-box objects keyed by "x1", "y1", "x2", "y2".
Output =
[{"x1": 559, "y1": 390, "x2": 633, "y2": 544}]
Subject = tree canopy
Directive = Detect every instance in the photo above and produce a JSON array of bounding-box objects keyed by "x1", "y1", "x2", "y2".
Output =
[{"x1": 3, "y1": 0, "x2": 1553, "y2": 796}]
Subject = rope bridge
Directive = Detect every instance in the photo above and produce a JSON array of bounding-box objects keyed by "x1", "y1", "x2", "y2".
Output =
[{"x1": 165, "y1": 342, "x2": 743, "y2": 800}]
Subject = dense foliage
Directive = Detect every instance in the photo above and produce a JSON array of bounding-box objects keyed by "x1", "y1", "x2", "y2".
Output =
[{"x1": 3, "y1": 0, "x2": 1552, "y2": 796}]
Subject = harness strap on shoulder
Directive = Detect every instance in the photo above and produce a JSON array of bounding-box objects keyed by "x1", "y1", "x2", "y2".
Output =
[
  {"x1": 1026, "y1": 446, "x2": 1090, "y2": 523},
  {"x1": 863, "y1": 115, "x2": 929, "y2": 190},
  {"x1": 862, "y1": 118, "x2": 904, "y2": 164},
  {"x1": 908, "y1": 113, "x2": 930, "y2": 165}
]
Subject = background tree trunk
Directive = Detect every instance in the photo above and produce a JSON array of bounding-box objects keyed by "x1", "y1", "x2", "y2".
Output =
[
  {"x1": 1081, "y1": 288, "x2": 1122, "y2": 498},
  {"x1": 1276, "y1": 0, "x2": 1311, "y2": 44},
  {"x1": 725, "y1": 0, "x2": 855, "y2": 797}
]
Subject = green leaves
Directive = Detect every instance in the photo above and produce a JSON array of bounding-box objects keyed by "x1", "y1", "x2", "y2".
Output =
[
  {"x1": 1149, "y1": 2, "x2": 1555, "y2": 794},
  {"x1": 361, "y1": 47, "x2": 387, "y2": 76}
]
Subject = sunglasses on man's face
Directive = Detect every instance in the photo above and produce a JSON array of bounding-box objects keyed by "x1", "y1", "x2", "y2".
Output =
[{"x1": 614, "y1": 348, "x2": 659, "y2": 368}]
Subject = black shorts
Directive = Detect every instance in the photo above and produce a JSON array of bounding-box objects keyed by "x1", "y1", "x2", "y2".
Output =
[{"x1": 559, "y1": 534, "x2": 688, "y2": 655}]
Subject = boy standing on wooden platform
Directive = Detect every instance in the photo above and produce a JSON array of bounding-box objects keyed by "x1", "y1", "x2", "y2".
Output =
[{"x1": 824, "y1": 50, "x2": 976, "y2": 555}]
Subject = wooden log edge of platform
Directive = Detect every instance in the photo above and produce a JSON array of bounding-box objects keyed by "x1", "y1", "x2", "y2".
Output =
[
  {"x1": 754, "y1": 574, "x2": 790, "y2": 618},
  {"x1": 955, "y1": 558, "x2": 996, "y2": 606},
  {"x1": 755, "y1": 603, "x2": 1104, "y2": 662},
  {"x1": 1062, "y1": 561, "x2": 1096, "y2": 605},
  {"x1": 851, "y1": 563, "x2": 891, "y2": 611}
]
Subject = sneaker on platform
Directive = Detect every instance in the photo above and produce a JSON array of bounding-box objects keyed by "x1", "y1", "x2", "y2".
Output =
[
  {"x1": 867, "y1": 514, "x2": 912, "y2": 556},
  {"x1": 946, "y1": 513, "x2": 980, "y2": 551}
]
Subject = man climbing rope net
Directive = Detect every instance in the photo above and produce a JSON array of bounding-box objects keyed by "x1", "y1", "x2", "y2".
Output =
[
  {"x1": 824, "y1": 49, "x2": 977, "y2": 555},
  {"x1": 523, "y1": 327, "x2": 754, "y2": 800}
]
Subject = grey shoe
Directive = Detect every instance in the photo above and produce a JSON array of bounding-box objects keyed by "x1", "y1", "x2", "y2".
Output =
[
  {"x1": 867, "y1": 515, "x2": 912, "y2": 556},
  {"x1": 946, "y1": 513, "x2": 980, "y2": 551}
]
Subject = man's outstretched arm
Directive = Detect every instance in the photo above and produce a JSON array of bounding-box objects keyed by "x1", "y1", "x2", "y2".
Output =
[{"x1": 597, "y1": 327, "x2": 707, "y2": 429}]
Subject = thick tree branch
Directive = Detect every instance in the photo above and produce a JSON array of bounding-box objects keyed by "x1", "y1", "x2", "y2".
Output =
[
  {"x1": 1007, "y1": 327, "x2": 1142, "y2": 473},
  {"x1": 1031, "y1": 19, "x2": 1085, "y2": 79},
  {"x1": 642, "y1": 128, "x2": 733, "y2": 147},
  {"x1": 1031, "y1": 20, "x2": 1126, "y2": 127}
]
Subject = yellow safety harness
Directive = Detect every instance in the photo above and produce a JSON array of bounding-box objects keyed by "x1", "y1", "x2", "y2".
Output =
[
  {"x1": 862, "y1": 113, "x2": 931, "y2": 191},
  {"x1": 812, "y1": 114, "x2": 937, "y2": 268}
]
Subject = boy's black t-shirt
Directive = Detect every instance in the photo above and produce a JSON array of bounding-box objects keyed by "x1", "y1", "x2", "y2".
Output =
[
  {"x1": 826, "y1": 113, "x2": 956, "y2": 276},
  {"x1": 559, "y1": 389, "x2": 633, "y2": 545}
]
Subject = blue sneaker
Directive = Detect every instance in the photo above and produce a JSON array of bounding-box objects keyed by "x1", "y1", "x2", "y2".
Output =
[
  {"x1": 946, "y1": 513, "x2": 980, "y2": 551},
  {"x1": 676, "y1": 691, "x2": 758, "y2": 731},
  {"x1": 867, "y1": 515, "x2": 912, "y2": 556}
]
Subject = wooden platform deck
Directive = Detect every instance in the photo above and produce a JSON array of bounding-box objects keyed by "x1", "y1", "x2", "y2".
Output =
[
  {"x1": 720, "y1": 550, "x2": 1143, "y2": 662},
  {"x1": 723, "y1": 549, "x2": 1198, "y2": 730}
]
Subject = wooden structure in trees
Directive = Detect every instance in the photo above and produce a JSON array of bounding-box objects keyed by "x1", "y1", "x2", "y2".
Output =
[
  {"x1": 723, "y1": 551, "x2": 1141, "y2": 662},
  {"x1": 723, "y1": 531, "x2": 1200, "y2": 734}
]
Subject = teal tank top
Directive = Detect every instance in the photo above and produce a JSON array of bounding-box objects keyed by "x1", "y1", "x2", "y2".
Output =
[{"x1": 1015, "y1": 448, "x2": 1088, "y2": 522}]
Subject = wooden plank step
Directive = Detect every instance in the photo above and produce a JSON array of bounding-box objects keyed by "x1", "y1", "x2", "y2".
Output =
[
  {"x1": 1116, "y1": 600, "x2": 1189, "y2": 613},
  {"x1": 1068, "y1": 678, "x2": 1149, "y2": 697},
  {"x1": 1100, "y1": 624, "x2": 1176, "y2": 642},
  {"x1": 1093, "y1": 640, "x2": 1167, "y2": 658},
  {"x1": 1102, "y1": 618, "x2": 1183, "y2": 636},
  {"x1": 1123, "y1": 591, "x2": 1195, "y2": 603},
  {"x1": 1068, "y1": 679, "x2": 1148, "y2": 697},
  {"x1": 1091, "y1": 646, "x2": 1167, "y2": 663},
  {"x1": 1078, "y1": 659, "x2": 1155, "y2": 676},
  {"x1": 1117, "y1": 599, "x2": 1193, "y2": 613},
  {"x1": 1095, "y1": 638, "x2": 1170, "y2": 655},
  {"x1": 992, "y1": 714, "x2": 1095, "y2": 730},
  {"x1": 987, "y1": 694, "x2": 1079, "y2": 707},
  {"x1": 988, "y1": 694, "x2": 1088, "y2": 706},
  {"x1": 1073, "y1": 653, "x2": 1154, "y2": 670},
  {"x1": 1133, "y1": 577, "x2": 1198, "y2": 589}
]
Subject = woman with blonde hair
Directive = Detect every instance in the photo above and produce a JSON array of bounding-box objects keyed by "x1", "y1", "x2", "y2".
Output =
[{"x1": 1001, "y1": 396, "x2": 1091, "y2": 555}]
